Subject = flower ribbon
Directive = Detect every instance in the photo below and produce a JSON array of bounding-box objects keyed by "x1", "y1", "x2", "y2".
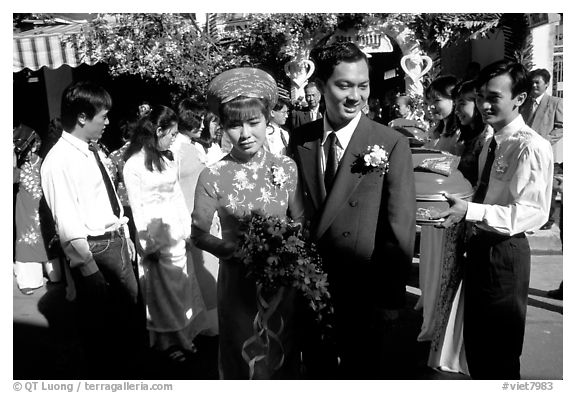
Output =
[{"x1": 241, "y1": 285, "x2": 286, "y2": 379}]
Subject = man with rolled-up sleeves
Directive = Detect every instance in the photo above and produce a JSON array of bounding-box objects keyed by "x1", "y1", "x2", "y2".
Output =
[{"x1": 41, "y1": 81, "x2": 140, "y2": 378}]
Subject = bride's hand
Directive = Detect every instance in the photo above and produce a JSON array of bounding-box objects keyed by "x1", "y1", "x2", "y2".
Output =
[{"x1": 219, "y1": 241, "x2": 238, "y2": 260}]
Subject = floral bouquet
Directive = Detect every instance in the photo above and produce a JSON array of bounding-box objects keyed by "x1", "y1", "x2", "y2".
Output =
[{"x1": 233, "y1": 210, "x2": 333, "y2": 378}]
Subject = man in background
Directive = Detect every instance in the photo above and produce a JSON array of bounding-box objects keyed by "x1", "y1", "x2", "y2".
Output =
[
  {"x1": 291, "y1": 81, "x2": 323, "y2": 129},
  {"x1": 520, "y1": 68, "x2": 562, "y2": 230}
]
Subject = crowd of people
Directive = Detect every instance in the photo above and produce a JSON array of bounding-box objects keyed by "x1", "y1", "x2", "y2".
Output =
[{"x1": 13, "y1": 40, "x2": 562, "y2": 380}]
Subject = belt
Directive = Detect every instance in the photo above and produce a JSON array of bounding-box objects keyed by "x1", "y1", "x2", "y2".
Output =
[
  {"x1": 87, "y1": 227, "x2": 125, "y2": 241},
  {"x1": 472, "y1": 226, "x2": 525, "y2": 240}
]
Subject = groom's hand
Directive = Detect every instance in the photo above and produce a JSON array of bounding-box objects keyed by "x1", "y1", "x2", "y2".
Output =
[{"x1": 219, "y1": 241, "x2": 237, "y2": 260}]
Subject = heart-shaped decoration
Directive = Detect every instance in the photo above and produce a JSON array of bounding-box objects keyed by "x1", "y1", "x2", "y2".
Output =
[
  {"x1": 400, "y1": 54, "x2": 433, "y2": 82},
  {"x1": 284, "y1": 59, "x2": 315, "y2": 88}
]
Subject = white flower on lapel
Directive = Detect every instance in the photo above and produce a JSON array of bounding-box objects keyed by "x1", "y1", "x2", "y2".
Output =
[
  {"x1": 270, "y1": 165, "x2": 288, "y2": 188},
  {"x1": 357, "y1": 145, "x2": 389, "y2": 175},
  {"x1": 494, "y1": 155, "x2": 508, "y2": 174}
]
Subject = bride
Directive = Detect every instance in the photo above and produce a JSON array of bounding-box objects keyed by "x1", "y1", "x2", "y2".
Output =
[{"x1": 192, "y1": 67, "x2": 304, "y2": 379}]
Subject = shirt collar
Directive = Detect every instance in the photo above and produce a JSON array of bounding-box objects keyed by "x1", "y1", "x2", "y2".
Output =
[
  {"x1": 534, "y1": 93, "x2": 545, "y2": 105},
  {"x1": 322, "y1": 112, "x2": 362, "y2": 150},
  {"x1": 60, "y1": 131, "x2": 91, "y2": 157},
  {"x1": 494, "y1": 114, "x2": 526, "y2": 144}
]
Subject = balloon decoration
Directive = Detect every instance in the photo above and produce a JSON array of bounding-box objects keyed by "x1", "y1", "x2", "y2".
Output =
[
  {"x1": 400, "y1": 53, "x2": 433, "y2": 96},
  {"x1": 284, "y1": 59, "x2": 315, "y2": 102}
]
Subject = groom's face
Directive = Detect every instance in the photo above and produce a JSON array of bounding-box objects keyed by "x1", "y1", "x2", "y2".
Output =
[{"x1": 319, "y1": 59, "x2": 370, "y2": 130}]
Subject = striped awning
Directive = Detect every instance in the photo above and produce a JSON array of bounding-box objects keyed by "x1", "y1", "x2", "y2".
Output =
[{"x1": 13, "y1": 23, "x2": 89, "y2": 72}]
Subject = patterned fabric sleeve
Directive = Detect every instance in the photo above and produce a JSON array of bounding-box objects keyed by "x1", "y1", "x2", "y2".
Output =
[{"x1": 191, "y1": 167, "x2": 229, "y2": 259}]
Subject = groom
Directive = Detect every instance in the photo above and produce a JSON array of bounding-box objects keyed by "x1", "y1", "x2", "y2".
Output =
[{"x1": 290, "y1": 42, "x2": 416, "y2": 379}]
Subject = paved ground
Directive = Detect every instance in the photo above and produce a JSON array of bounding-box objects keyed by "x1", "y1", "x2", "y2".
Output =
[{"x1": 12, "y1": 248, "x2": 563, "y2": 381}]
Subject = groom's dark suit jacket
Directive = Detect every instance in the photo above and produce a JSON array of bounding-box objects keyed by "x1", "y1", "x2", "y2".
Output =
[{"x1": 290, "y1": 114, "x2": 416, "y2": 310}]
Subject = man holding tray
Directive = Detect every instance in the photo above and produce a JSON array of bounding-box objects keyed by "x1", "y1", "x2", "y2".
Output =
[{"x1": 433, "y1": 60, "x2": 554, "y2": 379}]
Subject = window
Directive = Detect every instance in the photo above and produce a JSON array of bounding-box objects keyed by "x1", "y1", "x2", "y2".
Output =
[{"x1": 552, "y1": 22, "x2": 563, "y2": 97}]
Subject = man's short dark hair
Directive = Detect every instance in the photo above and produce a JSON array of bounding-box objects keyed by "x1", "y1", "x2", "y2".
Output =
[
  {"x1": 475, "y1": 60, "x2": 530, "y2": 98},
  {"x1": 529, "y1": 68, "x2": 551, "y2": 84},
  {"x1": 310, "y1": 41, "x2": 369, "y2": 83},
  {"x1": 60, "y1": 81, "x2": 112, "y2": 132},
  {"x1": 177, "y1": 98, "x2": 205, "y2": 133}
]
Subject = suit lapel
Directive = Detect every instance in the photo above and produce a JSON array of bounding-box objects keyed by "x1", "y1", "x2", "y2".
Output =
[
  {"x1": 520, "y1": 101, "x2": 532, "y2": 124},
  {"x1": 315, "y1": 116, "x2": 373, "y2": 239},
  {"x1": 297, "y1": 127, "x2": 324, "y2": 210},
  {"x1": 532, "y1": 94, "x2": 550, "y2": 132}
]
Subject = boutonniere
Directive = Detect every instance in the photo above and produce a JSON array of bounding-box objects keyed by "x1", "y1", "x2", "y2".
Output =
[
  {"x1": 354, "y1": 145, "x2": 390, "y2": 175},
  {"x1": 494, "y1": 155, "x2": 508, "y2": 174},
  {"x1": 270, "y1": 165, "x2": 288, "y2": 188}
]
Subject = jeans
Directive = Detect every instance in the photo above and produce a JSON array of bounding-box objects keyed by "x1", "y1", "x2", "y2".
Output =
[{"x1": 72, "y1": 231, "x2": 140, "y2": 378}]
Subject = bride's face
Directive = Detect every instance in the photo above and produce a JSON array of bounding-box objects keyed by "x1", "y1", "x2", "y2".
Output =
[{"x1": 225, "y1": 112, "x2": 267, "y2": 159}]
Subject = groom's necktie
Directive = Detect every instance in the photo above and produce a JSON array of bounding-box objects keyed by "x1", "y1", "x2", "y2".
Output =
[
  {"x1": 473, "y1": 137, "x2": 497, "y2": 204},
  {"x1": 89, "y1": 142, "x2": 121, "y2": 217},
  {"x1": 324, "y1": 132, "x2": 338, "y2": 193}
]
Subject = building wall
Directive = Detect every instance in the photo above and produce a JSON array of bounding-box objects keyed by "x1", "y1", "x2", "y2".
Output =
[
  {"x1": 441, "y1": 42, "x2": 471, "y2": 79},
  {"x1": 531, "y1": 23, "x2": 556, "y2": 95},
  {"x1": 439, "y1": 28, "x2": 506, "y2": 80},
  {"x1": 471, "y1": 29, "x2": 506, "y2": 69}
]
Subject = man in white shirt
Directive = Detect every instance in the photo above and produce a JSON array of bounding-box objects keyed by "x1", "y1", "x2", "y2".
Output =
[
  {"x1": 433, "y1": 60, "x2": 554, "y2": 379},
  {"x1": 41, "y1": 81, "x2": 140, "y2": 378}
]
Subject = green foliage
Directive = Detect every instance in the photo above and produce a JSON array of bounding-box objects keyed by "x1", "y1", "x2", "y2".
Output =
[
  {"x1": 221, "y1": 13, "x2": 340, "y2": 82},
  {"x1": 69, "y1": 13, "x2": 241, "y2": 101},
  {"x1": 500, "y1": 13, "x2": 534, "y2": 70},
  {"x1": 67, "y1": 13, "x2": 503, "y2": 100},
  {"x1": 407, "y1": 13, "x2": 501, "y2": 60}
]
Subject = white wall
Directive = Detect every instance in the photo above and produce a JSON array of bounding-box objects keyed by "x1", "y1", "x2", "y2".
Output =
[{"x1": 530, "y1": 23, "x2": 556, "y2": 95}]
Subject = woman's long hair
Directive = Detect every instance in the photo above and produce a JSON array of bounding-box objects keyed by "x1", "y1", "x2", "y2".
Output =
[
  {"x1": 124, "y1": 105, "x2": 178, "y2": 172},
  {"x1": 453, "y1": 80, "x2": 485, "y2": 143},
  {"x1": 194, "y1": 112, "x2": 219, "y2": 150},
  {"x1": 426, "y1": 75, "x2": 459, "y2": 139}
]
